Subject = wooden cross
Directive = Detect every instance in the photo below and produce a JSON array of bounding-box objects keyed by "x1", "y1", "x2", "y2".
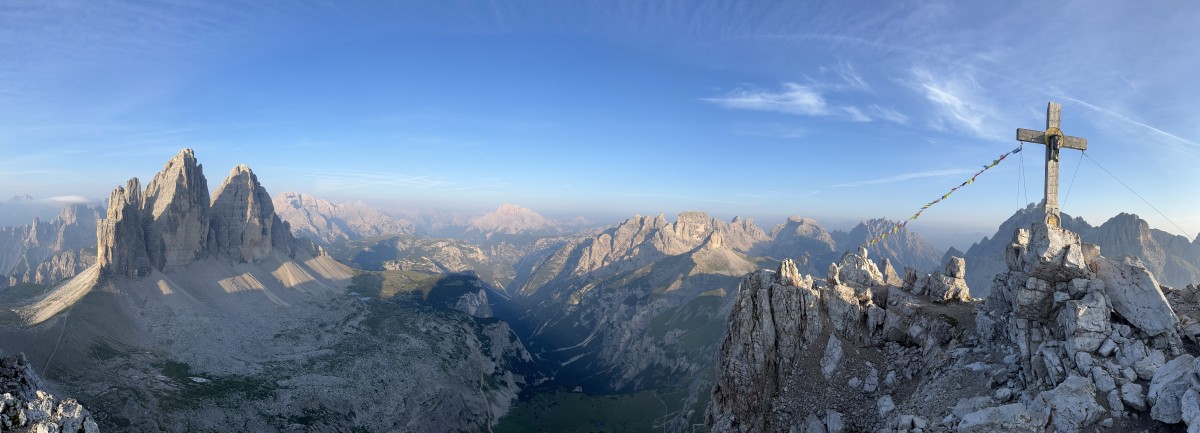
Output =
[{"x1": 1016, "y1": 102, "x2": 1088, "y2": 227}]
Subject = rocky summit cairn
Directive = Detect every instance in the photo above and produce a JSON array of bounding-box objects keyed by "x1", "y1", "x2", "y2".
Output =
[{"x1": 96, "y1": 149, "x2": 304, "y2": 278}]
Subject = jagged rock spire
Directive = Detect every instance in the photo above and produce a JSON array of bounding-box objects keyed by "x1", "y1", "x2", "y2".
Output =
[
  {"x1": 143, "y1": 148, "x2": 211, "y2": 271},
  {"x1": 97, "y1": 178, "x2": 152, "y2": 278},
  {"x1": 96, "y1": 149, "x2": 303, "y2": 276}
]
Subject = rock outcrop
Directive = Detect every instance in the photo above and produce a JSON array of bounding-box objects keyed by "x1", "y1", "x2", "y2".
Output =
[
  {"x1": 95, "y1": 149, "x2": 311, "y2": 278},
  {"x1": 210, "y1": 164, "x2": 284, "y2": 262},
  {"x1": 707, "y1": 250, "x2": 974, "y2": 431},
  {"x1": 0, "y1": 353, "x2": 98, "y2": 433},
  {"x1": 708, "y1": 216, "x2": 1200, "y2": 432},
  {"x1": 96, "y1": 178, "x2": 153, "y2": 278}
]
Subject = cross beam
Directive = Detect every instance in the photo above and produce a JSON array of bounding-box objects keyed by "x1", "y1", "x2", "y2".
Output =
[{"x1": 1016, "y1": 102, "x2": 1088, "y2": 227}]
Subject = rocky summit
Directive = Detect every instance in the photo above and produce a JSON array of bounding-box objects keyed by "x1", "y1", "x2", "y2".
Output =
[
  {"x1": 0, "y1": 353, "x2": 98, "y2": 433},
  {"x1": 707, "y1": 219, "x2": 1200, "y2": 432}
]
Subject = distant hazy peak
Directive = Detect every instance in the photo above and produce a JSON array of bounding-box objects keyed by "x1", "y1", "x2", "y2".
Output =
[{"x1": 470, "y1": 203, "x2": 552, "y2": 234}]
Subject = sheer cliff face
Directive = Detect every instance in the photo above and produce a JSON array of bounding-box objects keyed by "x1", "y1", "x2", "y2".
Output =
[
  {"x1": 97, "y1": 178, "x2": 153, "y2": 278},
  {"x1": 142, "y1": 148, "x2": 211, "y2": 271},
  {"x1": 96, "y1": 149, "x2": 303, "y2": 278},
  {"x1": 210, "y1": 164, "x2": 282, "y2": 263}
]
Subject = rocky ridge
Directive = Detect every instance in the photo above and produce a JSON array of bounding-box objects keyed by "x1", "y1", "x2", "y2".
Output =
[
  {"x1": 707, "y1": 217, "x2": 1200, "y2": 432},
  {"x1": 707, "y1": 247, "x2": 974, "y2": 432},
  {"x1": 0, "y1": 353, "x2": 98, "y2": 432},
  {"x1": 272, "y1": 192, "x2": 416, "y2": 245}
]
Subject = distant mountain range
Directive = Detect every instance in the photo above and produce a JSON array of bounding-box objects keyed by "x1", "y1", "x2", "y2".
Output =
[{"x1": 0, "y1": 203, "x2": 102, "y2": 288}]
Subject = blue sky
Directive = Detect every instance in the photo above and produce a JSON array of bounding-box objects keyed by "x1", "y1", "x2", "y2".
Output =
[{"x1": 1, "y1": 1, "x2": 1198, "y2": 245}]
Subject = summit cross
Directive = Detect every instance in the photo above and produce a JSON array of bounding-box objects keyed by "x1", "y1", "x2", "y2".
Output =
[{"x1": 1016, "y1": 101, "x2": 1088, "y2": 227}]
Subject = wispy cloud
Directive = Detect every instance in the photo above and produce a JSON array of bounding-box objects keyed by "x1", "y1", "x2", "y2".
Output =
[
  {"x1": 832, "y1": 61, "x2": 869, "y2": 92},
  {"x1": 907, "y1": 68, "x2": 1000, "y2": 140},
  {"x1": 868, "y1": 105, "x2": 909, "y2": 124},
  {"x1": 703, "y1": 82, "x2": 828, "y2": 116},
  {"x1": 832, "y1": 168, "x2": 971, "y2": 188},
  {"x1": 43, "y1": 195, "x2": 95, "y2": 205},
  {"x1": 705, "y1": 61, "x2": 908, "y2": 125},
  {"x1": 1058, "y1": 95, "x2": 1200, "y2": 152}
]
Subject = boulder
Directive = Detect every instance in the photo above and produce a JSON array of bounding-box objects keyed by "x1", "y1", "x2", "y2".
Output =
[
  {"x1": 1039, "y1": 375, "x2": 1106, "y2": 433},
  {"x1": 1057, "y1": 291, "x2": 1111, "y2": 355},
  {"x1": 956, "y1": 403, "x2": 1044, "y2": 432},
  {"x1": 1093, "y1": 255, "x2": 1180, "y2": 337},
  {"x1": 1149, "y1": 354, "x2": 1196, "y2": 423},
  {"x1": 819, "y1": 336, "x2": 843, "y2": 380}
]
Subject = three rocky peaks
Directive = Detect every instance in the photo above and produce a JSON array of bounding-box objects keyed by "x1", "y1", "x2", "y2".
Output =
[{"x1": 97, "y1": 148, "x2": 306, "y2": 278}]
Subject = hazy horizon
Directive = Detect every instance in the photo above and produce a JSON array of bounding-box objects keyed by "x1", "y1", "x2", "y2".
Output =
[{"x1": 2, "y1": 1, "x2": 1198, "y2": 249}]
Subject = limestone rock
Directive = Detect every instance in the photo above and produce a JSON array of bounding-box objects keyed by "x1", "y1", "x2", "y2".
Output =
[
  {"x1": 97, "y1": 178, "x2": 152, "y2": 278},
  {"x1": 825, "y1": 410, "x2": 844, "y2": 433},
  {"x1": 820, "y1": 336, "x2": 843, "y2": 380},
  {"x1": 706, "y1": 259, "x2": 823, "y2": 432},
  {"x1": 1020, "y1": 222, "x2": 1091, "y2": 283},
  {"x1": 902, "y1": 256, "x2": 971, "y2": 302},
  {"x1": 880, "y1": 258, "x2": 903, "y2": 286},
  {"x1": 0, "y1": 354, "x2": 98, "y2": 433},
  {"x1": 210, "y1": 164, "x2": 282, "y2": 263},
  {"x1": 1149, "y1": 354, "x2": 1196, "y2": 423},
  {"x1": 1039, "y1": 375, "x2": 1106, "y2": 433},
  {"x1": 1093, "y1": 255, "x2": 1180, "y2": 337},
  {"x1": 1056, "y1": 291, "x2": 1111, "y2": 355},
  {"x1": 142, "y1": 148, "x2": 211, "y2": 272},
  {"x1": 834, "y1": 250, "x2": 885, "y2": 289},
  {"x1": 956, "y1": 403, "x2": 1044, "y2": 432},
  {"x1": 1122, "y1": 383, "x2": 1148, "y2": 411}
]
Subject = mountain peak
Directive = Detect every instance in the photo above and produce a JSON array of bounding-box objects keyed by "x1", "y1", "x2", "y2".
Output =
[
  {"x1": 211, "y1": 162, "x2": 285, "y2": 262},
  {"x1": 94, "y1": 149, "x2": 300, "y2": 276},
  {"x1": 143, "y1": 147, "x2": 211, "y2": 271},
  {"x1": 470, "y1": 203, "x2": 551, "y2": 235}
]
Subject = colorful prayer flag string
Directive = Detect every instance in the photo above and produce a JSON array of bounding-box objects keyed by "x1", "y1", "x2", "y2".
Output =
[{"x1": 862, "y1": 145, "x2": 1022, "y2": 248}]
